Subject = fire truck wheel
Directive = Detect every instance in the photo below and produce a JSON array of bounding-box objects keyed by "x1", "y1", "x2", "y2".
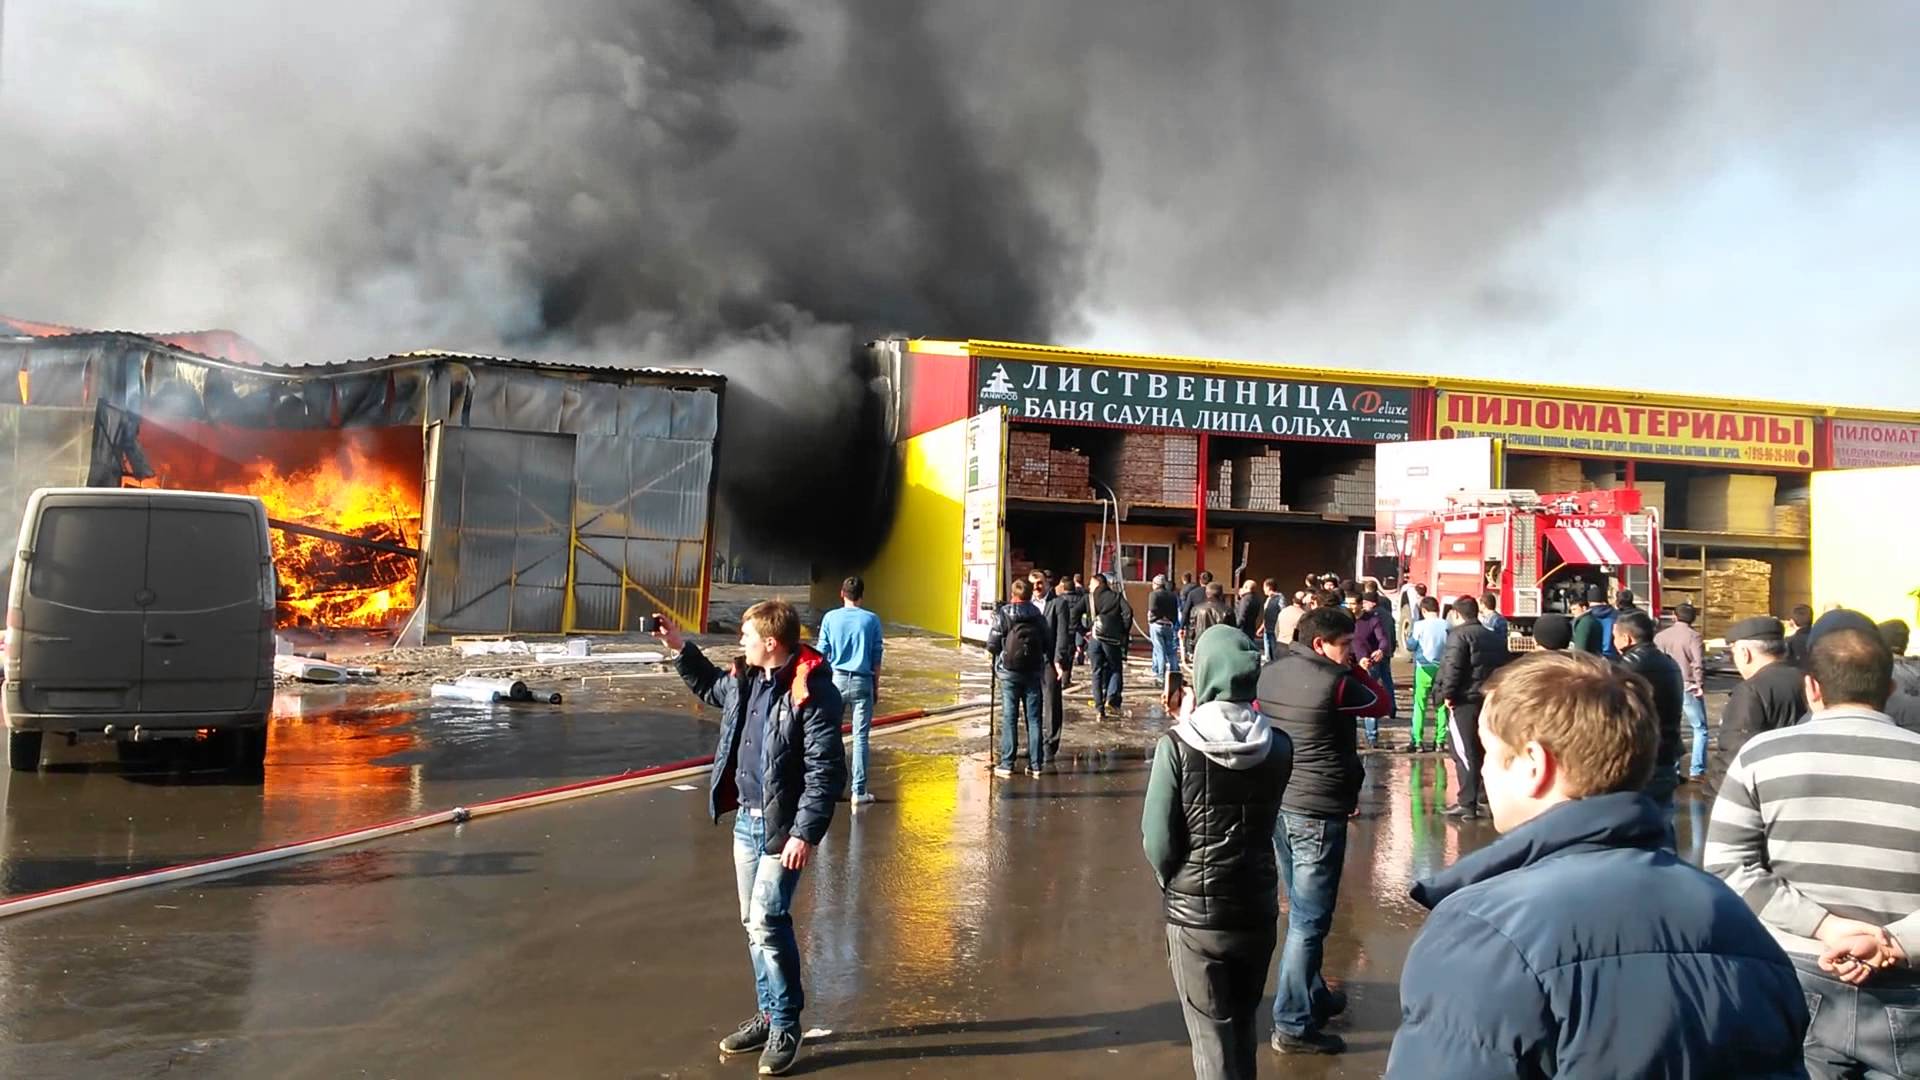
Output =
[{"x1": 7, "y1": 730, "x2": 43, "y2": 772}]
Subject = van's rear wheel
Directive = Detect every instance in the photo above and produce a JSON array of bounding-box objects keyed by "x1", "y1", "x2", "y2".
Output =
[
  {"x1": 235, "y1": 727, "x2": 268, "y2": 774},
  {"x1": 8, "y1": 730, "x2": 44, "y2": 771}
]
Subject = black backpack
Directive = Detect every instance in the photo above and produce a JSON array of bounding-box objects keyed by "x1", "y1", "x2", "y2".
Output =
[{"x1": 1000, "y1": 610, "x2": 1045, "y2": 672}]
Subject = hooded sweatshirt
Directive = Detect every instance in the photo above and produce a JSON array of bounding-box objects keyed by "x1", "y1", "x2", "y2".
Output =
[{"x1": 1142, "y1": 626, "x2": 1293, "y2": 928}]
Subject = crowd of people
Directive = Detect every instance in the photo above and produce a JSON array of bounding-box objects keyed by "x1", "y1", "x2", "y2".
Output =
[{"x1": 645, "y1": 570, "x2": 1920, "y2": 1078}]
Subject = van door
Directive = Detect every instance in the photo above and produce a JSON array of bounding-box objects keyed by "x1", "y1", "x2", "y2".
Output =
[
  {"x1": 140, "y1": 501, "x2": 269, "y2": 714},
  {"x1": 16, "y1": 495, "x2": 150, "y2": 713}
]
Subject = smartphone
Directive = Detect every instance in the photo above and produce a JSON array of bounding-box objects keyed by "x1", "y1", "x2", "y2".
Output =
[
  {"x1": 1165, "y1": 671, "x2": 1185, "y2": 700},
  {"x1": 648, "y1": 613, "x2": 667, "y2": 634}
]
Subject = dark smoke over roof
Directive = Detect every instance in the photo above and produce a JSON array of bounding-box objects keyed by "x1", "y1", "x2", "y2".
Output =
[{"x1": 3, "y1": 1, "x2": 1918, "y2": 557}]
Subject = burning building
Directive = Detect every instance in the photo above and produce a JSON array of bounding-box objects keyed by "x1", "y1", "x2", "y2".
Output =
[{"x1": 0, "y1": 318, "x2": 724, "y2": 636}]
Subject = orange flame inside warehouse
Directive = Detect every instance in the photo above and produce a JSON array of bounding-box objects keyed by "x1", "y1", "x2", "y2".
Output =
[
  {"x1": 249, "y1": 449, "x2": 421, "y2": 628},
  {"x1": 133, "y1": 422, "x2": 423, "y2": 629}
]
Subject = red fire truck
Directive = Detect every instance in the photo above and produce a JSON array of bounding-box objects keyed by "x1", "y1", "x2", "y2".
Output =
[{"x1": 1401, "y1": 488, "x2": 1659, "y2": 629}]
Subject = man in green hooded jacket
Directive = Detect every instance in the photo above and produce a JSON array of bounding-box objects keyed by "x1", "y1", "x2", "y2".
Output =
[{"x1": 1144, "y1": 625, "x2": 1294, "y2": 1079}]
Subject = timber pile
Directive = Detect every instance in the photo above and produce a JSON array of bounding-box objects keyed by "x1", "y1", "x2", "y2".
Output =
[
  {"x1": 1772, "y1": 502, "x2": 1810, "y2": 537},
  {"x1": 1232, "y1": 448, "x2": 1287, "y2": 511},
  {"x1": 1298, "y1": 458, "x2": 1375, "y2": 516},
  {"x1": 1008, "y1": 430, "x2": 1051, "y2": 498},
  {"x1": 1208, "y1": 459, "x2": 1234, "y2": 509},
  {"x1": 1704, "y1": 557, "x2": 1773, "y2": 638},
  {"x1": 1117, "y1": 433, "x2": 1198, "y2": 505},
  {"x1": 1508, "y1": 455, "x2": 1587, "y2": 494},
  {"x1": 1687, "y1": 473, "x2": 1777, "y2": 532},
  {"x1": 1048, "y1": 448, "x2": 1093, "y2": 500}
]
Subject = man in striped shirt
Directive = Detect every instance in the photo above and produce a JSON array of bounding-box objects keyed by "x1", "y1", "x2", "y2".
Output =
[{"x1": 1704, "y1": 622, "x2": 1920, "y2": 1079}]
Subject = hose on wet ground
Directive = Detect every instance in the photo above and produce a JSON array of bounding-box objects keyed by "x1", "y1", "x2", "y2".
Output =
[{"x1": 0, "y1": 697, "x2": 989, "y2": 920}]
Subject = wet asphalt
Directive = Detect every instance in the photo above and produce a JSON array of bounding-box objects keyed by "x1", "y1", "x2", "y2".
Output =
[{"x1": 0, "y1": 732, "x2": 1721, "y2": 1078}]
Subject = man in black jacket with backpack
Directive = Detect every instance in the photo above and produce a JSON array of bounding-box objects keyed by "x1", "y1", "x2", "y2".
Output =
[
  {"x1": 987, "y1": 577, "x2": 1054, "y2": 777},
  {"x1": 1090, "y1": 573, "x2": 1134, "y2": 720}
]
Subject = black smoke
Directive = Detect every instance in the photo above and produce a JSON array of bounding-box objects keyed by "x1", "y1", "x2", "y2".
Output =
[{"x1": 5, "y1": 0, "x2": 1919, "y2": 563}]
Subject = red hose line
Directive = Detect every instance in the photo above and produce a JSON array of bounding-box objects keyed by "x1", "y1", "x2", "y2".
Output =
[{"x1": 0, "y1": 698, "x2": 979, "y2": 918}]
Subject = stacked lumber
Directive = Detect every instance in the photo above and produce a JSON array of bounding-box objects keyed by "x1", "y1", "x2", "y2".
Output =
[
  {"x1": 1048, "y1": 448, "x2": 1093, "y2": 500},
  {"x1": 1298, "y1": 459, "x2": 1375, "y2": 516},
  {"x1": 1687, "y1": 473, "x2": 1777, "y2": 532},
  {"x1": 1232, "y1": 448, "x2": 1287, "y2": 511},
  {"x1": 1207, "y1": 459, "x2": 1234, "y2": 509},
  {"x1": 1116, "y1": 432, "x2": 1198, "y2": 505},
  {"x1": 1704, "y1": 557, "x2": 1773, "y2": 639},
  {"x1": 1508, "y1": 455, "x2": 1587, "y2": 494},
  {"x1": 1007, "y1": 430, "x2": 1051, "y2": 498},
  {"x1": 1772, "y1": 502, "x2": 1810, "y2": 538}
]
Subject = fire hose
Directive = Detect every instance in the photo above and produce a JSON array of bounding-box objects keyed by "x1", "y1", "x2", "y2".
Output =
[{"x1": 0, "y1": 697, "x2": 989, "y2": 920}]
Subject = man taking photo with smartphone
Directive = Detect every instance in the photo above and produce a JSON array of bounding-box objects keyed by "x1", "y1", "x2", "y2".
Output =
[{"x1": 653, "y1": 602, "x2": 846, "y2": 1076}]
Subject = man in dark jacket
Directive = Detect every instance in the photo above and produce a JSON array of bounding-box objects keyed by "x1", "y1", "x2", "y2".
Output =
[
  {"x1": 987, "y1": 578, "x2": 1054, "y2": 776},
  {"x1": 1256, "y1": 606, "x2": 1389, "y2": 1056},
  {"x1": 1143, "y1": 625, "x2": 1293, "y2": 1079},
  {"x1": 1233, "y1": 579, "x2": 1263, "y2": 641},
  {"x1": 1614, "y1": 608, "x2": 1684, "y2": 841},
  {"x1": 1259, "y1": 579, "x2": 1285, "y2": 661},
  {"x1": 1066, "y1": 574, "x2": 1091, "y2": 666},
  {"x1": 1180, "y1": 571, "x2": 1212, "y2": 662},
  {"x1": 658, "y1": 600, "x2": 847, "y2": 1076},
  {"x1": 1188, "y1": 581, "x2": 1229, "y2": 635},
  {"x1": 1719, "y1": 616, "x2": 1807, "y2": 772},
  {"x1": 1044, "y1": 576, "x2": 1078, "y2": 759},
  {"x1": 1387, "y1": 651, "x2": 1809, "y2": 1078},
  {"x1": 1571, "y1": 584, "x2": 1618, "y2": 657},
  {"x1": 1786, "y1": 603, "x2": 1814, "y2": 668},
  {"x1": 1351, "y1": 591, "x2": 1397, "y2": 748},
  {"x1": 1147, "y1": 574, "x2": 1181, "y2": 681},
  {"x1": 1437, "y1": 595, "x2": 1511, "y2": 820},
  {"x1": 1089, "y1": 574, "x2": 1132, "y2": 720}
]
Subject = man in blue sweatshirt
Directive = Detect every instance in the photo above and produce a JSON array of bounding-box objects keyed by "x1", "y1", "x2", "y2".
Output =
[
  {"x1": 817, "y1": 576, "x2": 884, "y2": 805},
  {"x1": 1388, "y1": 651, "x2": 1807, "y2": 1077}
]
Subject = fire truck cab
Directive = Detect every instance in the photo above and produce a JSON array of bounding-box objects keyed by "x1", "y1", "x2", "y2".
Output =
[{"x1": 1401, "y1": 488, "x2": 1658, "y2": 629}]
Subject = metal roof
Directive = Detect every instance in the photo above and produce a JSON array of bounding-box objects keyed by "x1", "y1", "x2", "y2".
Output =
[{"x1": 1, "y1": 326, "x2": 722, "y2": 385}]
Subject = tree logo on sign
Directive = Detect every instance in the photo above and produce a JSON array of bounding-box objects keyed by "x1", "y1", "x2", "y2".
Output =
[{"x1": 980, "y1": 364, "x2": 1019, "y2": 401}]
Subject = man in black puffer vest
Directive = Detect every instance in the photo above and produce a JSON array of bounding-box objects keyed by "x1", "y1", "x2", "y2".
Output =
[
  {"x1": 1145, "y1": 625, "x2": 1293, "y2": 1079},
  {"x1": 1614, "y1": 607, "x2": 1684, "y2": 845},
  {"x1": 1257, "y1": 605, "x2": 1387, "y2": 1057}
]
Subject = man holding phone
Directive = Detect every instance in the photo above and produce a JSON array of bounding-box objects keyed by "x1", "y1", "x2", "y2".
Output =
[{"x1": 654, "y1": 602, "x2": 846, "y2": 1076}]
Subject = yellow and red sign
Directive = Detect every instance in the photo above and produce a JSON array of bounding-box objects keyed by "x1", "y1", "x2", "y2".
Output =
[{"x1": 1436, "y1": 391, "x2": 1814, "y2": 468}]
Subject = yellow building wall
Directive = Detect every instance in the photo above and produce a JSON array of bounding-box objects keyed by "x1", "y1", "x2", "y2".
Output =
[
  {"x1": 852, "y1": 416, "x2": 969, "y2": 636},
  {"x1": 1811, "y1": 466, "x2": 1920, "y2": 628}
]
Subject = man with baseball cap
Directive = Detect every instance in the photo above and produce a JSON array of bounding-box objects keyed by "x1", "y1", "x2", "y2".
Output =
[{"x1": 1719, "y1": 615, "x2": 1807, "y2": 771}]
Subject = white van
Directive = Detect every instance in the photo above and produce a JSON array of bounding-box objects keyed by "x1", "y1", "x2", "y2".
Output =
[{"x1": 4, "y1": 488, "x2": 276, "y2": 773}]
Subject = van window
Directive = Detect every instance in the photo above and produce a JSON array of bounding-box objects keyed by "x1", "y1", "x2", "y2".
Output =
[
  {"x1": 147, "y1": 508, "x2": 261, "y2": 610},
  {"x1": 29, "y1": 505, "x2": 148, "y2": 610}
]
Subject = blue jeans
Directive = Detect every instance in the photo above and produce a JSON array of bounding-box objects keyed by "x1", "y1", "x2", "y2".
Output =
[
  {"x1": 1273, "y1": 811, "x2": 1348, "y2": 1038},
  {"x1": 1367, "y1": 659, "x2": 1397, "y2": 722},
  {"x1": 998, "y1": 666, "x2": 1044, "y2": 771},
  {"x1": 1091, "y1": 640, "x2": 1125, "y2": 714},
  {"x1": 1150, "y1": 622, "x2": 1180, "y2": 679},
  {"x1": 834, "y1": 671, "x2": 875, "y2": 795},
  {"x1": 1800, "y1": 963, "x2": 1920, "y2": 1079},
  {"x1": 1683, "y1": 692, "x2": 1708, "y2": 777},
  {"x1": 732, "y1": 811, "x2": 805, "y2": 1031}
]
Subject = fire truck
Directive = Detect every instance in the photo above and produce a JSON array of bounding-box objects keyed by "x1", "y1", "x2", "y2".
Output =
[{"x1": 1401, "y1": 488, "x2": 1659, "y2": 628}]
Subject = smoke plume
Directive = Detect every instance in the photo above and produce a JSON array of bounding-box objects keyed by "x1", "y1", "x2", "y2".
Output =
[{"x1": 2, "y1": 1, "x2": 1916, "y2": 563}]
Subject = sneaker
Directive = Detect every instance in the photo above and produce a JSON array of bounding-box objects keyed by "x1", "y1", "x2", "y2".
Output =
[
  {"x1": 992, "y1": 766, "x2": 1014, "y2": 779},
  {"x1": 1421, "y1": 744, "x2": 1437, "y2": 754},
  {"x1": 758, "y1": 1027, "x2": 803, "y2": 1075},
  {"x1": 1028, "y1": 767, "x2": 1044, "y2": 778},
  {"x1": 1442, "y1": 803, "x2": 1480, "y2": 820},
  {"x1": 1401, "y1": 743, "x2": 1419, "y2": 754},
  {"x1": 719, "y1": 1013, "x2": 770, "y2": 1056},
  {"x1": 852, "y1": 792, "x2": 877, "y2": 805},
  {"x1": 1272, "y1": 1030, "x2": 1346, "y2": 1055}
]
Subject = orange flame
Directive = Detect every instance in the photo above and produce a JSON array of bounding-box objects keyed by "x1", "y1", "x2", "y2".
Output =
[{"x1": 246, "y1": 447, "x2": 421, "y2": 628}]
